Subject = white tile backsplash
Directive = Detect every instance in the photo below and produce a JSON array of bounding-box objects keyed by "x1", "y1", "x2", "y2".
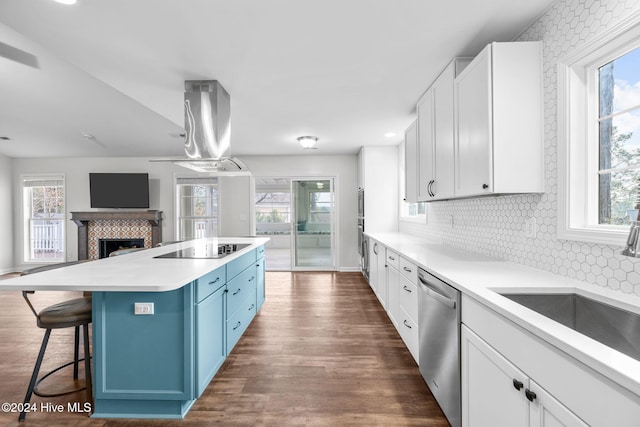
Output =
[{"x1": 400, "y1": 0, "x2": 640, "y2": 296}]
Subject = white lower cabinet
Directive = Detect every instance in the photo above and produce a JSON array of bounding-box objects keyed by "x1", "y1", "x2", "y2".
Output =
[
  {"x1": 462, "y1": 325, "x2": 587, "y2": 427},
  {"x1": 462, "y1": 294, "x2": 640, "y2": 427},
  {"x1": 386, "y1": 261, "x2": 400, "y2": 328}
]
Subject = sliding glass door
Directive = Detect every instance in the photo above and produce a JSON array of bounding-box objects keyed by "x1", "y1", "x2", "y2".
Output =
[
  {"x1": 255, "y1": 177, "x2": 335, "y2": 270},
  {"x1": 292, "y1": 179, "x2": 335, "y2": 269}
]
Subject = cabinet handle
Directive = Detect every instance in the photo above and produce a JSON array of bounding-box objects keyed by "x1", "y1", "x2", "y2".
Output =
[
  {"x1": 512, "y1": 379, "x2": 524, "y2": 391},
  {"x1": 403, "y1": 266, "x2": 412, "y2": 273},
  {"x1": 403, "y1": 285, "x2": 412, "y2": 293},
  {"x1": 233, "y1": 321, "x2": 241, "y2": 331},
  {"x1": 248, "y1": 276, "x2": 255, "y2": 282},
  {"x1": 388, "y1": 256, "x2": 396, "y2": 261},
  {"x1": 428, "y1": 180, "x2": 435, "y2": 197},
  {"x1": 525, "y1": 389, "x2": 537, "y2": 402},
  {"x1": 373, "y1": 243, "x2": 378, "y2": 255},
  {"x1": 482, "y1": 183, "x2": 489, "y2": 189},
  {"x1": 403, "y1": 320, "x2": 412, "y2": 329},
  {"x1": 208, "y1": 277, "x2": 220, "y2": 285},
  {"x1": 233, "y1": 288, "x2": 241, "y2": 295},
  {"x1": 249, "y1": 304, "x2": 255, "y2": 311}
]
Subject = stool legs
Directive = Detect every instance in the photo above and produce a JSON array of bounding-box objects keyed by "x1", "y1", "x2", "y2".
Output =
[
  {"x1": 73, "y1": 326, "x2": 80, "y2": 380},
  {"x1": 18, "y1": 325, "x2": 93, "y2": 422},
  {"x1": 20, "y1": 329, "x2": 51, "y2": 421}
]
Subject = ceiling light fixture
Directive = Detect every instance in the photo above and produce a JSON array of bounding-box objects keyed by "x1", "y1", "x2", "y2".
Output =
[
  {"x1": 298, "y1": 136, "x2": 318, "y2": 149},
  {"x1": 53, "y1": 0, "x2": 77, "y2": 4},
  {"x1": 384, "y1": 132, "x2": 396, "y2": 138}
]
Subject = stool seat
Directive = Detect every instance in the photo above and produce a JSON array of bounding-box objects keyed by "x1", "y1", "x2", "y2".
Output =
[{"x1": 38, "y1": 297, "x2": 92, "y2": 328}]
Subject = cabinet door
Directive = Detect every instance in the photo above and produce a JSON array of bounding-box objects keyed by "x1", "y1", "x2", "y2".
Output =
[
  {"x1": 196, "y1": 285, "x2": 226, "y2": 397},
  {"x1": 387, "y1": 265, "x2": 400, "y2": 328},
  {"x1": 256, "y1": 256, "x2": 265, "y2": 310},
  {"x1": 404, "y1": 120, "x2": 419, "y2": 203},
  {"x1": 369, "y1": 241, "x2": 379, "y2": 293},
  {"x1": 417, "y1": 88, "x2": 435, "y2": 201},
  {"x1": 455, "y1": 44, "x2": 493, "y2": 197},
  {"x1": 432, "y1": 63, "x2": 456, "y2": 200},
  {"x1": 376, "y1": 246, "x2": 388, "y2": 309},
  {"x1": 462, "y1": 325, "x2": 529, "y2": 427},
  {"x1": 529, "y1": 380, "x2": 588, "y2": 427}
]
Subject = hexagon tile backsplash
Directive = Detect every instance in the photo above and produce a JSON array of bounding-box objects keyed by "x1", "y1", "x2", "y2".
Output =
[{"x1": 400, "y1": 0, "x2": 640, "y2": 296}]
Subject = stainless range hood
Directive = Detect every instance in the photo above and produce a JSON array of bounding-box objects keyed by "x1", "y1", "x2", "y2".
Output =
[{"x1": 152, "y1": 80, "x2": 249, "y2": 174}]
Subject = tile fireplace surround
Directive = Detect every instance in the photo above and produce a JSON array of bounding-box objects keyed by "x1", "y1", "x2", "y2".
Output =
[{"x1": 71, "y1": 211, "x2": 163, "y2": 260}]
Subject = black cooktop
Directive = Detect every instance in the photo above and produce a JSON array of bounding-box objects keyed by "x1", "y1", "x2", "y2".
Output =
[{"x1": 154, "y1": 243, "x2": 251, "y2": 259}]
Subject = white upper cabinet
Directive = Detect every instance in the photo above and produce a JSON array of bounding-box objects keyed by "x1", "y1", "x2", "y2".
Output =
[
  {"x1": 415, "y1": 58, "x2": 470, "y2": 201},
  {"x1": 404, "y1": 120, "x2": 418, "y2": 203},
  {"x1": 454, "y1": 41, "x2": 543, "y2": 198}
]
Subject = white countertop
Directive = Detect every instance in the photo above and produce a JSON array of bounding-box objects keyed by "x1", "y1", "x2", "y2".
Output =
[
  {"x1": 366, "y1": 231, "x2": 640, "y2": 398},
  {"x1": 0, "y1": 237, "x2": 269, "y2": 293}
]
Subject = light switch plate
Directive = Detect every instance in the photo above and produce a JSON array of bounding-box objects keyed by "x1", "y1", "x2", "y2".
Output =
[{"x1": 134, "y1": 302, "x2": 154, "y2": 315}]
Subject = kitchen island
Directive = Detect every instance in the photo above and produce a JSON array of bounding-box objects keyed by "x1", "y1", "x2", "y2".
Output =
[{"x1": 0, "y1": 237, "x2": 268, "y2": 419}]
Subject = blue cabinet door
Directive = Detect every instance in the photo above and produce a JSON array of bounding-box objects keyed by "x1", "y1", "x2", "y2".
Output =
[
  {"x1": 195, "y1": 284, "x2": 226, "y2": 397},
  {"x1": 256, "y1": 255, "x2": 265, "y2": 310}
]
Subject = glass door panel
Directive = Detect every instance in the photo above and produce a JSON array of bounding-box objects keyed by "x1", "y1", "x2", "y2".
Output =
[
  {"x1": 292, "y1": 179, "x2": 335, "y2": 269},
  {"x1": 255, "y1": 178, "x2": 292, "y2": 270}
]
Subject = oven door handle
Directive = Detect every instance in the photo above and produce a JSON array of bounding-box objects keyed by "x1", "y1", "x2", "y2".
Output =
[{"x1": 419, "y1": 277, "x2": 456, "y2": 309}]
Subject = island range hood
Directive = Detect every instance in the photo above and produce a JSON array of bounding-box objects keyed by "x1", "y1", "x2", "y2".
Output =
[{"x1": 152, "y1": 80, "x2": 249, "y2": 174}]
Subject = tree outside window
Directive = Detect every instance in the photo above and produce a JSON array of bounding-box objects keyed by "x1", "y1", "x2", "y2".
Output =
[{"x1": 598, "y1": 46, "x2": 640, "y2": 225}]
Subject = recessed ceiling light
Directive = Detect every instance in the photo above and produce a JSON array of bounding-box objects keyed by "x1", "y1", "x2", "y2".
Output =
[
  {"x1": 384, "y1": 132, "x2": 397, "y2": 138},
  {"x1": 53, "y1": 0, "x2": 77, "y2": 4},
  {"x1": 81, "y1": 133, "x2": 95, "y2": 141}
]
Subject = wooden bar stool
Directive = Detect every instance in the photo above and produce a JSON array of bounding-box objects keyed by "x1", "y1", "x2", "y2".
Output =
[{"x1": 19, "y1": 264, "x2": 93, "y2": 421}]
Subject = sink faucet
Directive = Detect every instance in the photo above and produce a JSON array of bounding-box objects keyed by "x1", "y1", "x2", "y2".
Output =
[{"x1": 622, "y1": 221, "x2": 640, "y2": 257}]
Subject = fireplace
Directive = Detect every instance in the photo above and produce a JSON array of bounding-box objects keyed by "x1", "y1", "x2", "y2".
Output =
[
  {"x1": 71, "y1": 211, "x2": 163, "y2": 260},
  {"x1": 99, "y1": 238, "x2": 145, "y2": 258}
]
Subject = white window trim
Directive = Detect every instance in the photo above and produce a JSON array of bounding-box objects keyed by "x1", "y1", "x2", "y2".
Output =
[
  {"x1": 21, "y1": 173, "x2": 66, "y2": 264},
  {"x1": 558, "y1": 10, "x2": 640, "y2": 246},
  {"x1": 173, "y1": 173, "x2": 220, "y2": 241}
]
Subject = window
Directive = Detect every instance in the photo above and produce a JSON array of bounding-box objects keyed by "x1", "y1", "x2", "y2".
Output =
[
  {"x1": 597, "y1": 47, "x2": 640, "y2": 225},
  {"x1": 176, "y1": 177, "x2": 218, "y2": 240},
  {"x1": 22, "y1": 175, "x2": 65, "y2": 262},
  {"x1": 309, "y1": 190, "x2": 332, "y2": 223},
  {"x1": 559, "y1": 16, "x2": 640, "y2": 245}
]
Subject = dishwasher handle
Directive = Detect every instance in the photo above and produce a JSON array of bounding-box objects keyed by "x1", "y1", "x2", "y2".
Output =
[{"x1": 419, "y1": 275, "x2": 457, "y2": 309}]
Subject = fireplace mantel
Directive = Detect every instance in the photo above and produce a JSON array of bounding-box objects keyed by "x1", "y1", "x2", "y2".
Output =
[{"x1": 71, "y1": 210, "x2": 163, "y2": 260}]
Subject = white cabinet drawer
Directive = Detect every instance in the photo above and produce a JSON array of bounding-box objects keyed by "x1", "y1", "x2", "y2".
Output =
[
  {"x1": 399, "y1": 256, "x2": 417, "y2": 284},
  {"x1": 399, "y1": 307, "x2": 419, "y2": 363},
  {"x1": 386, "y1": 249, "x2": 399, "y2": 270},
  {"x1": 399, "y1": 276, "x2": 418, "y2": 324}
]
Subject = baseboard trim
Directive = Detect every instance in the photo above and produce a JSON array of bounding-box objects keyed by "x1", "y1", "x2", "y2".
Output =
[{"x1": 338, "y1": 267, "x2": 363, "y2": 273}]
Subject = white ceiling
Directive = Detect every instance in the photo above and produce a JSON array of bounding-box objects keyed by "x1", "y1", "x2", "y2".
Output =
[{"x1": 0, "y1": 0, "x2": 557, "y2": 159}]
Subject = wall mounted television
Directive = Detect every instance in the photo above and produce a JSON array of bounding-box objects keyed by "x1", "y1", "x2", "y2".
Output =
[{"x1": 89, "y1": 173, "x2": 150, "y2": 208}]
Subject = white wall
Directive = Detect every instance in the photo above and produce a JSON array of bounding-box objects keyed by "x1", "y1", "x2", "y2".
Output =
[
  {"x1": 11, "y1": 157, "x2": 252, "y2": 270},
  {"x1": 242, "y1": 155, "x2": 360, "y2": 271},
  {"x1": 400, "y1": 0, "x2": 640, "y2": 296},
  {"x1": 0, "y1": 153, "x2": 13, "y2": 274}
]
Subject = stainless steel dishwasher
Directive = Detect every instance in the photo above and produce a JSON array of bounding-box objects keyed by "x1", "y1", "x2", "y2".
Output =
[{"x1": 418, "y1": 268, "x2": 461, "y2": 427}]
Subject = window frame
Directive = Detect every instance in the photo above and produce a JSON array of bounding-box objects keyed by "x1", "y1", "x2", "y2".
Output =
[
  {"x1": 558, "y1": 11, "x2": 640, "y2": 246},
  {"x1": 174, "y1": 175, "x2": 219, "y2": 241},
  {"x1": 21, "y1": 174, "x2": 66, "y2": 264}
]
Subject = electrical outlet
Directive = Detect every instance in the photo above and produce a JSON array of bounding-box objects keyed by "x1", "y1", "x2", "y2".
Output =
[
  {"x1": 525, "y1": 217, "x2": 537, "y2": 238},
  {"x1": 134, "y1": 302, "x2": 154, "y2": 315}
]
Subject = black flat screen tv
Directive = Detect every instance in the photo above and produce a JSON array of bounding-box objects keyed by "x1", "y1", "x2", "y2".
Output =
[{"x1": 90, "y1": 173, "x2": 150, "y2": 208}]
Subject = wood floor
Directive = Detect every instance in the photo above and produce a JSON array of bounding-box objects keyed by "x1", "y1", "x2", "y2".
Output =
[{"x1": 0, "y1": 272, "x2": 448, "y2": 426}]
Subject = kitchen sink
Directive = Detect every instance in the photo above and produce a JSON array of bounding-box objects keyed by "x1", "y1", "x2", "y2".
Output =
[{"x1": 498, "y1": 292, "x2": 640, "y2": 362}]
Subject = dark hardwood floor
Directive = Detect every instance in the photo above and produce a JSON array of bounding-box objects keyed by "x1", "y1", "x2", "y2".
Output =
[{"x1": 0, "y1": 271, "x2": 448, "y2": 426}]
